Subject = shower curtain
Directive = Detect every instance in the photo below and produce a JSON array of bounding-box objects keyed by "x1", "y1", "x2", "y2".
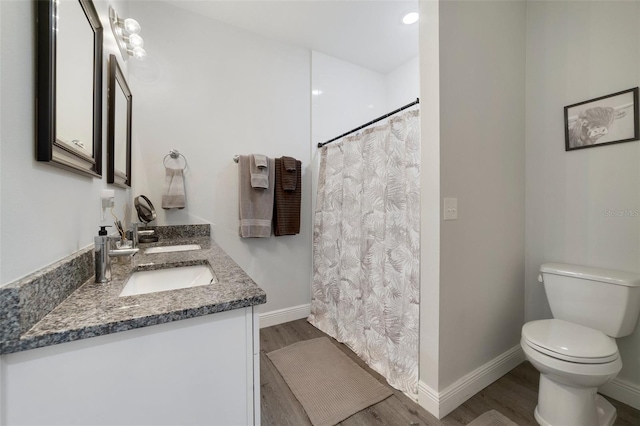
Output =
[{"x1": 309, "y1": 109, "x2": 420, "y2": 394}]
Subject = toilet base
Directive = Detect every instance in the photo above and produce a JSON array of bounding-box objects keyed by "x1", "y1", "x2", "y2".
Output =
[{"x1": 535, "y1": 375, "x2": 617, "y2": 426}]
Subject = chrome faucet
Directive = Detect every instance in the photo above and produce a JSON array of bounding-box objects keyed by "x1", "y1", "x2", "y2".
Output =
[
  {"x1": 109, "y1": 236, "x2": 139, "y2": 257},
  {"x1": 109, "y1": 246, "x2": 139, "y2": 257},
  {"x1": 109, "y1": 234, "x2": 139, "y2": 258}
]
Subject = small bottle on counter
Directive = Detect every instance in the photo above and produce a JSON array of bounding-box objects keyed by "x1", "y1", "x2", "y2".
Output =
[{"x1": 95, "y1": 226, "x2": 112, "y2": 283}]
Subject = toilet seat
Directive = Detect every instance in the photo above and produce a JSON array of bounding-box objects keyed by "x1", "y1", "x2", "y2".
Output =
[{"x1": 522, "y1": 319, "x2": 618, "y2": 364}]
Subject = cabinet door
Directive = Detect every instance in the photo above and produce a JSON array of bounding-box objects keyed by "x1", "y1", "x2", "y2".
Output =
[
  {"x1": 2, "y1": 308, "x2": 253, "y2": 425},
  {"x1": 253, "y1": 306, "x2": 261, "y2": 426}
]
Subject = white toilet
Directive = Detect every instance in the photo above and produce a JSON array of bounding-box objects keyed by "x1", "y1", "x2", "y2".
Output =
[{"x1": 521, "y1": 263, "x2": 640, "y2": 426}]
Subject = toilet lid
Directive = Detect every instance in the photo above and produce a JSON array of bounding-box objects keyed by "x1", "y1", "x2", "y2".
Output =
[{"x1": 522, "y1": 319, "x2": 618, "y2": 364}]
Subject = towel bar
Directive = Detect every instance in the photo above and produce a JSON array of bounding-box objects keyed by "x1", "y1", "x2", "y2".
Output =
[{"x1": 234, "y1": 155, "x2": 302, "y2": 166}]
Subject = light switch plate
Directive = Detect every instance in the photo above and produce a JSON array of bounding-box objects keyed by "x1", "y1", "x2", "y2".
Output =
[{"x1": 444, "y1": 198, "x2": 458, "y2": 220}]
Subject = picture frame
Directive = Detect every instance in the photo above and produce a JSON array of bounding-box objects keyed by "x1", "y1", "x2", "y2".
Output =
[
  {"x1": 107, "y1": 55, "x2": 133, "y2": 188},
  {"x1": 36, "y1": 0, "x2": 103, "y2": 177},
  {"x1": 564, "y1": 87, "x2": 639, "y2": 151}
]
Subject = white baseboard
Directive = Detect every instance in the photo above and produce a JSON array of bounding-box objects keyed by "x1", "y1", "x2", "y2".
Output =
[
  {"x1": 418, "y1": 345, "x2": 525, "y2": 419},
  {"x1": 259, "y1": 304, "x2": 311, "y2": 329},
  {"x1": 600, "y1": 377, "x2": 640, "y2": 411},
  {"x1": 417, "y1": 380, "x2": 441, "y2": 418}
]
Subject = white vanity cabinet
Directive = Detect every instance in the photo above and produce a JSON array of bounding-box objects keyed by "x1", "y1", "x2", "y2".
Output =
[{"x1": 0, "y1": 307, "x2": 260, "y2": 426}]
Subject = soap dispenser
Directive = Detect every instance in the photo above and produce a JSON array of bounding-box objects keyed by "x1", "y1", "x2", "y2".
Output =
[{"x1": 95, "y1": 226, "x2": 112, "y2": 283}]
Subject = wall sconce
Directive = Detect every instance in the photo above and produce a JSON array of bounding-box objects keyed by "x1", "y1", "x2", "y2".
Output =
[{"x1": 109, "y1": 6, "x2": 146, "y2": 60}]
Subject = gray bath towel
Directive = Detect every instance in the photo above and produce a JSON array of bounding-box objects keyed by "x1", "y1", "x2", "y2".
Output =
[
  {"x1": 239, "y1": 155, "x2": 275, "y2": 238},
  {"x1": 161, "y1": 167, "x2": 186, "y2": 209},
  {"x1": 250, "y1": 154, "x2": 269, "y2": 189}
]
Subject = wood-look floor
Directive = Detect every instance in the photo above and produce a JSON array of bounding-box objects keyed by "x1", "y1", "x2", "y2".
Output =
[{"x1": 260, "y1": 319, "x2": 640, "y2": 426}]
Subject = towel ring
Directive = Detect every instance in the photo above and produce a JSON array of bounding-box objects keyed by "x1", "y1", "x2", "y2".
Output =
[{"x1": 163, "y1": 149, "x2": 188, "y2": 170}]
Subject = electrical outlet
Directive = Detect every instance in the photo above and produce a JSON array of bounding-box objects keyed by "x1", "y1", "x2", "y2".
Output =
[{"x1": 444, "y1": 198, "x2": 458, "y2": 220}]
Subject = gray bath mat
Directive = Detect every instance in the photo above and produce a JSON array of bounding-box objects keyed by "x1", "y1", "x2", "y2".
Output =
[
  {"x1": 467, "y1": 410, "x2": 518, "y2": 426},
  {"x1": 266, "y1": 337, "x2": 393, "y2": 426}
]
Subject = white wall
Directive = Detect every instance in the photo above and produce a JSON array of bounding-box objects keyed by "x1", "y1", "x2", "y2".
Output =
[
  {"x1": 0, "y1": 0, "x2": 3, "y2": 287},
  {"x1": 418, "y1": 0, "x2": 441, "y2": 396},
  {"x1": 0, "y1": 0, "x2": 131, "y2": 286},
  {"x1": 1, "y1": 0, "x2": 4, "y2": 415},
  {"x1": 387, "y1": 56, "x2": 420, "y2": 111},
  {"x1": 128, "y1": 1, "x2": 312, "y2": 314},
  {"x1": 311, "y1": 51, "x2": 388, "y2": 146},
  {"x1": 438, "y1": 0, "x2": 526, "y2": 390},
  {"x1": 311, "y1": 50, "x2": 420, "y2": 147},
  {"x1": 526, "y1": 0, "x2": 640, "y2": 389}
]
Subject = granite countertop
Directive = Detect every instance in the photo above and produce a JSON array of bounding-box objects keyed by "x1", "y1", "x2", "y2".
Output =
[{"x1": 0, "y1": 236, "x2": 266, "y2": 354}]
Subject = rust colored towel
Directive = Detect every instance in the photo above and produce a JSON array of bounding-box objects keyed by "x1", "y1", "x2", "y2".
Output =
[
  {"x1": 274, "y1": 157, "x2": 301, "y2": 236},
  {"x1": 282, "y1": 156, "x2": 297, "y2": 172}
]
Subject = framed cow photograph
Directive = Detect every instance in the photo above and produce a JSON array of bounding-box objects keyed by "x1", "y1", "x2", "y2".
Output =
[{"x1": 564, "y1": 87, "x2": 639, "y2": 151}]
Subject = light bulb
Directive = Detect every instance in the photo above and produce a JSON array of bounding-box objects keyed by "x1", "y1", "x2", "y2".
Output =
[
  {"x1": 402, "y1": 12, "x2": 419, "y2": 25},
  {"x1": 128, "y1": 33, "x2": 144, "y2": 48},
  {"x1": 132, "y1": 47, "x2": 147, "y2": 60},
  {"x1": 123, "y1": 18, "x2": 141, "y2": 34}
]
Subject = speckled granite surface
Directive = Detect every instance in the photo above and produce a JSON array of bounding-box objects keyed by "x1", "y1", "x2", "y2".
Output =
[
  {"x1": 0, "y1": 247, "x2": 94, "y2": 342},
  {"x1": 0, "y1": 235, "x2": 266, "y2": 355},
  {"x1": 144, "y1": 224, "x2": 211, "y2": 239}
]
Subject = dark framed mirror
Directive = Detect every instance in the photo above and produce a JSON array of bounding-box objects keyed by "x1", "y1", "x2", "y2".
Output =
[
  {"x1": 36, "y1": 0, "x2": 103, "y2": 177},
  {"x1": 107, "y1": 55, "x2": 132, "y2": 188}
]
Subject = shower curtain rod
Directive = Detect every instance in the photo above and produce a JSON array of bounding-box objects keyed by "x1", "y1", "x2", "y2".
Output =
[{"x1": 317, "y1": 98, "x2": 419, "y2": 148}]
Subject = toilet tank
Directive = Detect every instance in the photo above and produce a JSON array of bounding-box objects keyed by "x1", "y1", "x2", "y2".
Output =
[{"x1": 540, "y1": 263, "x2": 640, "y2": 337}]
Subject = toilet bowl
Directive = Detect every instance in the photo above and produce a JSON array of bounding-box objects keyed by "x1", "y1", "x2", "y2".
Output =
[
  {"x1": 523, "y1": 263, "x2": 640, "y2": 426},
  {"x1": 521, "y1": 319, "x2": 622, "y2": 426}
]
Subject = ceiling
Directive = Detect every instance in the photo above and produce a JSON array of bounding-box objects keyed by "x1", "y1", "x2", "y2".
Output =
[{"x1": 162, "y1": 0, "x2": 419, "y2": 74}]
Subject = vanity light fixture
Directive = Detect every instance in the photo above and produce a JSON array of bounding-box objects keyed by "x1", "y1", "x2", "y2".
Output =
[
  {"x1": 109, "y1": 6, "x2": 146, "y2": 60},
  {"x1": 402, "y1": 12, "x2": 419, "y2": 25}
]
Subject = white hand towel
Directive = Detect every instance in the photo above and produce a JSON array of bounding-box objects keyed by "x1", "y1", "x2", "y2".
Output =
[
  {"x1": 162, "y1": 167, "x2": 186, "y2": 209},
  {"x1": 250, "y1": 154, "x2": 269, "y2": 189}
]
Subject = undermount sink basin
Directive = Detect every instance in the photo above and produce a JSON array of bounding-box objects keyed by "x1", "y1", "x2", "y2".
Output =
[
  {"x1": 144, "y1": 244, "x2": 201, "y2": 254},
  {"x1": 119, "y1": 264, "x2": 217, "y2": 297}
]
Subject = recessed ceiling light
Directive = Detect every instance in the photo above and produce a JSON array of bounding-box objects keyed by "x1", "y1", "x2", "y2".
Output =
[
  {"x1": 312, "y1": 89, "x2": 323, "y2": 96},
  {"x1": 402, "y1": 12, "x2": 419, "y2": 25}
]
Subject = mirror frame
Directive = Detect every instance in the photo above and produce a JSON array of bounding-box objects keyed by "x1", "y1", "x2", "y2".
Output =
[
  {"x1": 107, "y1": 55, "x2": 132, "y2": 188},
  {"x1": 36, "y1": 0, "x2": 103, "y2": 177}
]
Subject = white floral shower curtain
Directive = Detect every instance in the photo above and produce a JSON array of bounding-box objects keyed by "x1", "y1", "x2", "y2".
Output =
[{"x1": 309, "y1": 109, "x2": 420, "y2": 394}]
